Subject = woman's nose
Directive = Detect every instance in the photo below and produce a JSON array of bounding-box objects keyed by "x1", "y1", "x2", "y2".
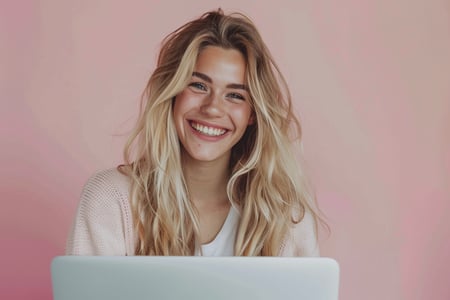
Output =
[{"x1": 200, "y1": 93, "x2": 224, "y2": 117}]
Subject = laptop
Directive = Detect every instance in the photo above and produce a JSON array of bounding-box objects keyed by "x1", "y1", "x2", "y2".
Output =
[{"x1": 51, "y1": 256, "x2": 339, "y2": 300}]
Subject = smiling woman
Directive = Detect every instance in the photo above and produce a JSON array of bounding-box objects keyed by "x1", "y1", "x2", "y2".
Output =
[{"x1": 66, "y1": 9, "x2": 322, "y2": 257}]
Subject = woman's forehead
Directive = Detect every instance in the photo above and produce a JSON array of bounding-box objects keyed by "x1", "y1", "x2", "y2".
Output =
[{"x1": 193, "y1": 46, "x2": 247, "y2": 87}]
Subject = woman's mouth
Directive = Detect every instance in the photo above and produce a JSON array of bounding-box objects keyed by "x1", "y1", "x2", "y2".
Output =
[{"x1": 190, "y1": 121, "x2": 227, "y2": 137}]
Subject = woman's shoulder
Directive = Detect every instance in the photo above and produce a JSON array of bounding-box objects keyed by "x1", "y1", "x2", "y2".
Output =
[
  {"x1": 280, "y1": 209, "x2": 320, "y2": 257},
  {"x1": 78, "y1": 167, "x2": 131, "y2": 213},
  {"x1": 84, "y1": 167, "x2": 130, "y2": 195}
]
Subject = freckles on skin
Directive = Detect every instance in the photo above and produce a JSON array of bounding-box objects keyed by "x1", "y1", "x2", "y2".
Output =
[{"x1": 173, "y1": 46, "x2": 253, "y2": 164}]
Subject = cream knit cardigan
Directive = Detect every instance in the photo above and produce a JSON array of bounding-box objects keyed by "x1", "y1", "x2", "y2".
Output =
[{"x1": 66, "y1": 169, "x2": 320, "y2": 256}]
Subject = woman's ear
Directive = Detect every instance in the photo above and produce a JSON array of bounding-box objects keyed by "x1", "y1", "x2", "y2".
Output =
[{"x1": 248, "y1": 113, "x2": 256, "y2": 125}]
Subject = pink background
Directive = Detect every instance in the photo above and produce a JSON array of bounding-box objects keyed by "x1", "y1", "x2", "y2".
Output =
[{"x1": 2, "y1": 1, "x2": 449, "y2": 299}]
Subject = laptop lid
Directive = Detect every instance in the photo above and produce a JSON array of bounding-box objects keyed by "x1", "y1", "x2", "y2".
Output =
[{"x1": 51, "y1": 256, "x2": 339, "y2": 300}]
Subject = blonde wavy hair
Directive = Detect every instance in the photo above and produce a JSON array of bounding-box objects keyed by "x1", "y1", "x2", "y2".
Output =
[{"x1": 119, "y1": 9, "x2": 320, "y2": 256}]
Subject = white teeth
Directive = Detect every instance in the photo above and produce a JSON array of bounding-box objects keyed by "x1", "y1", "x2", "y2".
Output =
[{"x1": 191, "y1": 122, "x2": 226, "y2": 136}]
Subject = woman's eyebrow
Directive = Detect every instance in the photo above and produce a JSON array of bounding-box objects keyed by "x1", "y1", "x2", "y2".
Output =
[
  {"x1": 227, "y1": 83, "x2": 249, "y2": 91},
  {"x1": 192, "y1": 72, "x2": 212, "y2": 83},
  {"x1": 192, "y1": 71, "x2": 248, "y2": 91}
]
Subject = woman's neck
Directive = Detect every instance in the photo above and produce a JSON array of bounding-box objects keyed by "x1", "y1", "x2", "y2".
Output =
[{"x1": 181, "y1": 153, "x2": 230, "y2": 208}]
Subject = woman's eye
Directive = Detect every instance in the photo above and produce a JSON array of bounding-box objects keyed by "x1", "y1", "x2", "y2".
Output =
[
  {"x1": 189, "y1": 82, "x2": 207, "y2": 91},
  {"x1": 227, "y1": 92, "x2": 245, "y2": 100}
]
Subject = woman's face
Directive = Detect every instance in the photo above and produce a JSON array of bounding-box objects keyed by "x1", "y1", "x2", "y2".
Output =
[{"x1": 173, "y1": 46, "x2": 253, "y2": 165}]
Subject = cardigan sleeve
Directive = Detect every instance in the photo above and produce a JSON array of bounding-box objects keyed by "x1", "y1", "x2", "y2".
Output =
[{"x1": 66, "y1": 169, "x2": 131, "y2": 255}]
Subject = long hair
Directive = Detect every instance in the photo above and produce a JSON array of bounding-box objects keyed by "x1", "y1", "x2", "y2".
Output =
[{"x1": 119, "y1": 9, "x2": 321, "y2": 256}]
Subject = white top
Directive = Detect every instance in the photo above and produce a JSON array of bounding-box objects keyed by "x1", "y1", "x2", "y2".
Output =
[{"x1": 197, "y1": 206, "x2": 239, "y2": 256}]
